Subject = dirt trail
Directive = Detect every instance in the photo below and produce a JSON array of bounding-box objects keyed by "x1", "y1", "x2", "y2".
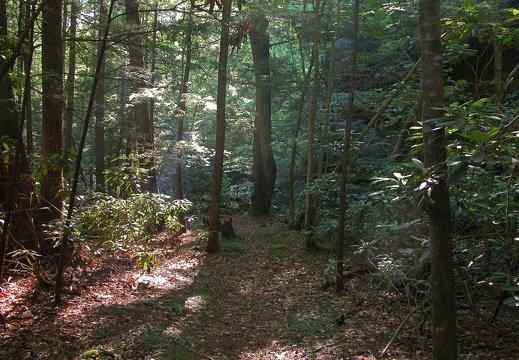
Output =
[{"x1": 1, "y1": 214, "x2": 518, "y2": 359}]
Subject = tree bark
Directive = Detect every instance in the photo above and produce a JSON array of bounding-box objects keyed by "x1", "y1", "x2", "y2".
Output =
[
  {"x1": 303, "y1": 0, "x2": 322, "y2": 250},
  {"x1": 40, "y1": 0, "x2": 64, "y2": 222},
  {"x1": 207, "y1": 0, "x2": 232, "y2": 253},
  {"x1": 124, "y1": 0, "x2": 158, "y2": 193},
  {"x1": 288, "y1": 18, "x2": 313, "y2": 228},
  {"x1": 94, "y1": 0, "x2": 107, "y2": 188},
  {"x1": 317, "y1": 0, "x2": 340, "y2": 179},
  {"x1": 175, "y1": 0, "x2": 195, "y2": 232},
  {"x1": 248, "y1": 12, "x2": 277, "y2": 217},
  {"x1": 419, "y1": 0, "x2": 457, "y2": 358},
  {"x1": 55, "y1": 0, "x2": 115, "y2": 303},
  {"x1": 64, "y1": 0, "x2": 77, "y2": 153},
  {"x1": 336, "y1": 0, "x2": 359, "y2": 292},
  {"x1": 0, "y1": 0, "x2": 41, "y2": 277}
]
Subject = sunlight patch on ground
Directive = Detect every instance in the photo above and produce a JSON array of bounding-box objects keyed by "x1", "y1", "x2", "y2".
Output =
[
  {"x1": 184, "y1": 295, "x2": 208, "y2": 311},
  {"x1": 163, "y1": 325, "x2": 181, "y2": 337},
  {"x1": 0, "y1": 278, "x2": 35, "y2": 319},
  {"x1": 164, "y1": 258, "x2": 200, "y2": 271},
  {"x1": 133, "y1": 273, "x2": 171, "y2": 288},
  {"x1": 239, "y1": 342, "x2": 307, "y2": 359}
]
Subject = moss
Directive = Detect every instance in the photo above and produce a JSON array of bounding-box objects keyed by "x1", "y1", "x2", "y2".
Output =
[{"x1": 80, "y1": 349, "x2": 117, "y2": 359}]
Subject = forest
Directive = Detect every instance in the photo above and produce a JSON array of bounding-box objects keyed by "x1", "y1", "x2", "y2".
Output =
[{"x1": 0, "y1": 0, "x2": 518, "y2": 358}]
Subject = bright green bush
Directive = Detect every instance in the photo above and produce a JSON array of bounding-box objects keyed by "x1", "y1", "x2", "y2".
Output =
[{"x1": 75, "y1": 191, "x2": 191, "y2": 252}]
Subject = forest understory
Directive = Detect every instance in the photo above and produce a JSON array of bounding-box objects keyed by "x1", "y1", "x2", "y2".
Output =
[{"x1": 1, "y1": 215, "x2": 518, "y2": 360}]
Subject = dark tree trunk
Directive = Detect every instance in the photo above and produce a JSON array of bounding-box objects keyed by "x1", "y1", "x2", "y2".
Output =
[
  {"x1": 336, "y1": 0, "x2": 359, "y2": 293},
  {"x1": 221, "y1": 218, "x2": 236, "y2": 239},
  {"x1": 64, "y1": 0, "x2": 77, "y2": 153},
  {"x1": 248, "y1": 13, "x2": 277, "y2": 217},
  {"x1": 94, "y1": 0, "x2": 107, "y2": 188},
  {"x1": 207, "y1": 0, "x2": 232, "y2": 253},
  {"x1": 419, "y1": 0, "x2": 457, "y2": 358},
  {"x1": 304, "y1": 0, "x2": 322, "y2": 250},
  {"x1": 55, "y1": 0, "x2": 115, "y2": 303},
  {"x1": 41, "y1": 0, "x2": 64, "y2": 222},
  {"x1": 0, "y1": 0, "x2": 41, "y2": 276},
  {"x1": 23, "y1": 0, "x2": 34, "y2": 158},
  {"x1": 124, "y1": 0, "x2": 158, "y2": 193}
]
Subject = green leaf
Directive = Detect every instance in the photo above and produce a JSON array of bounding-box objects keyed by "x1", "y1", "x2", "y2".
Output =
[
  {"x1": 448, "y1": 161, "x2": 469, "y2": 184},
  {"x1": 470, "y1": 150, "x2": 486, "y2": 162},
  {"x1": 503, "y1": 285, "x2": 519, "y2": 292},
  {"x1": 467, "y1": 130, "x2": 487, "y2": 144},
  {"x1": 410, "y1": 158, "x2": 424, "y2": 171},
  {"x1": 503, "y1": 296, "x2": 519, "y2": 306}
]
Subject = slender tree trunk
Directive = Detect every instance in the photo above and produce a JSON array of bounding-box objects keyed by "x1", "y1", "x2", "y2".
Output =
[
  {"x1": 64, "y1": 0, "x2": 77, "y2": 153},
  {"x1": 94, "y1": 0, "x2": 107, "y2": 188},
  {"x1": 357, "y1": 59, "x2": 421, "y2": 142},
  {"x1": 303, "y1": 0, "x2": 322, "y2": 250},
  {"x1": 149, "y1": 3, "x2": 158, "y2": 136},
  {"x1": 336, "y1": 0, "x2": 359, "y2": 292},
  {"x1": 493, "y1": 38, "x2": 503, "y2": 106},
  {"x1": 248, "y1": 12, "x2": 277, "y2": 216},
  {"x1": 124, "y1": 0, "x2": 158, "y2": 193},
  {"x1": 55, "y1": 0, "x2": 115, "y2": 303},
  {"x1": 207, "y1": 0, "x2": 232, "y2": 253},
  {"x1": 288, "y1": 90, "x2": 305, "y2": 228},
  {"x1": 175, "y1": 0, "x2": 195, "y2": 232},
  {"x1": 23, "y1": 0, "x2": 34, "y2": 158},
  {"x1": 288, "y1": 15, "x2": 312, "y2": 228},
  {"x1": 41, "y1": 0, "x2": 64, "y2": 222},
  {"x1": 317, "y1": 0, "x2": 340, "y2": 179},
  {"x1": 390, "y1": 106, "x2": 416, "y2": 160},
  {"x1": 419, "y1": 0, "x2": 457, "y2": 358}
]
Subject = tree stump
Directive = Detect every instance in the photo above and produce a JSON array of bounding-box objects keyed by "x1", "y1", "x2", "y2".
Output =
[{"x1": 221, "y1": 217, "x2": 236, "y2": 239}]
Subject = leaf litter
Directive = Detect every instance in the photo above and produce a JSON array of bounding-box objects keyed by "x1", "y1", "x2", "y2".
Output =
[{"x1": 0, "y1": 214, "x2": 518, "y2": 359}]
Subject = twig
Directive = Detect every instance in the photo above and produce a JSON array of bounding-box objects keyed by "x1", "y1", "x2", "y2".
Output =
[{"x1": 379, "y1": 310, "x2": 414, "y2": 358}]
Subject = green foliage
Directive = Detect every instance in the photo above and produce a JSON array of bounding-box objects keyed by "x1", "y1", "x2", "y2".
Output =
[
  {"x1": 75, "y1": 191, "x2": 190, "y2": 252},
  {"x1": 132, "y1": 249, "x2": 158, "y2": 273},
  {"x1": 366, "y1": 96, "x2": 518, "y2": 309},
  {"x1": 105, "y1": 154, "x2": 155, "y2": 197},
  {"x1": 171, "y1": 302, "x2": 187, "y2": 315}
]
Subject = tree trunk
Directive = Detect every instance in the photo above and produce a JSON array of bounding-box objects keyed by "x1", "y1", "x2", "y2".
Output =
[
  {"x1": 41, "y1": 0, "x2": 64, "y2": 222},
  {"x1": 248, "y1": 12, "x2": 277, "y2": 217},
  {"x1": 94, "y1": 0, "x2": 107, "y2": 188},
  {"x1": 124, "y1": 0, "x2": 158, "y2": 193},
  {"x1": 419, "y1": 0, "x2": 457, "y2": 358},
  {"x1": 303, "y1": 0, "x2": 322, "y2": 250},
  {"x1": 317, "y1": 0, "x2": 340, "y2": 179},
  {"x1": 24, "y1": 0, "x2": 34, "y2": 158},
  {"x1": 64, "y1": 0, "x2": 77, "y2": 153},
  {"x1": 55, "y1": 0, "x2": 115, "y2": 304},
  {"x1": 175, "y1": 0, "x2": 195, "y2": 232},
  {"x1": 357, "y1": 59, "x2": 421, "y2": 142},
  {"x1": 207, "y1": 0, "x2": 232, "y2": 253},
  {"x1": 336, "y1": 0, "x2": 359, "y2": 292},
  {"x1": 0, "y1": 0, "x2": 41, "y2": 277},
  {"x1": 288, "y1": 21, "x2": 313, "y2": 228}
]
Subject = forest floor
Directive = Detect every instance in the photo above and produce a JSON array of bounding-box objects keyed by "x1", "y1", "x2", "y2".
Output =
[{"x1": 1, "y1": 214, "x2": 518, "y2": 359}]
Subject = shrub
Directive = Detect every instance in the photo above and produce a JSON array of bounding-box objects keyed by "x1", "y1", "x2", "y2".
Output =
[{"x1": 75, "y1": 191, "x2": 191, "y2": 252}]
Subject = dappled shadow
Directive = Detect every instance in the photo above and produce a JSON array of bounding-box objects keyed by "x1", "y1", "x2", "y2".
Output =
[{"x1": 3, "y1": 215, "x2": 519, "y2": 359}]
